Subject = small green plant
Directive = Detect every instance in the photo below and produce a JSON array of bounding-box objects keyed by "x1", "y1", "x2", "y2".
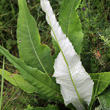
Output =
[{"x1": 0, "y1": 0, "x2": 110, "y2": 110}]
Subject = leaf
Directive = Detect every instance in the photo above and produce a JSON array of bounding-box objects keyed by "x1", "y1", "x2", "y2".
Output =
[
  {"x1": 52, "y1": 0, "x2": 83, "y2": 57},
  {"x1": 0, "y1": 45, "x2": 60, "y2": 100},
  {"x1": 0, "y1": 69, "x2": 36, "y2": 93},
  {"x1": 59, "y1": 0, "x2": 83, "y2": 54},
  {"x1": 40, "y1": 0, "x2": 94, "y2": 109},
  {"x1": 89, "y1": 72, "x2": 110, "y2": 110},
  {"x1": 90, "y1": 72, "x2": 110, "y2": 95},
  {"x1": 17, "y1": 0, "x2": 53, "y2": 74},
  {"x1": 98, "y1": 88, "x2": 110, "y2": 110},
  {"x1": 52, "y1": 38, "x2": 59, "y2": 59}
]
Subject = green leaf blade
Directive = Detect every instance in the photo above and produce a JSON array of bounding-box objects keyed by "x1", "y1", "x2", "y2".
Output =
[
  {"x1": 0, "y1": 46, "x2": 60, "y2": 99},
  {"x1": 0, "y1": 69, "x2": 36, "y2": 93},
  {"x1": 89, "y1": 72, "x2": 110, "y2": 110},
  {"x1": 17, "y1": 0, "x2": 53, "y2": 74},
  {"x1": 98, "y1": 88, "x2": 110, "y2": 109},
  {"x1": 59, "y1": 0, "x2": 83, "y2": 54},
  {"x1": 90, "y1": 72, "x2": 110, "y2": 95}
]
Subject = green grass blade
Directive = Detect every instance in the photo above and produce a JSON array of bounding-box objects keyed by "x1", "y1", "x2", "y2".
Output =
[
  {"x1": 2, "y1": 88, "x2": 19, "y2": 110},
  {"x1": 0, "y1": 57, "x2": 5, "y2": 110}
]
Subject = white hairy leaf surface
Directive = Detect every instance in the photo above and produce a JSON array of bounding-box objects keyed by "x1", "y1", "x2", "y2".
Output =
[{"x1": 40, "y1": 0, "x2": 94, "y2": 109}]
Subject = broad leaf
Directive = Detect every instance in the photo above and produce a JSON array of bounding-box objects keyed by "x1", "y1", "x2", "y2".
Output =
[
  {"x1": 53, "y1": 0, "x2": 83, "y2": 57},
  {"x1": 89, "y1": 72, "x2": 110, "y2": 110},
  {"x1": 0, "y1": 69, "x2": 36, "y2": 93},
  {"x1": 0, "y1": 45, "x2": 60, "y2": 100},
  {"x1": 59, "y1": 0, "x2": 83, "y2": 54},
  {"x1": 90, "y1": 72, "x2": 110, "y2": 95},
  {"x1": 98, "y1": 88, "x2": 110, "y2": 110},
  {"x1": 17, "y1": 0, "x2": 53, "y2": 74},
  {"x1": 40, "y1": 0, "x2": 94, "y2": 109}
]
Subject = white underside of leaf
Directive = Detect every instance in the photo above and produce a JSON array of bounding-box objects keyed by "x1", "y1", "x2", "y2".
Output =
[{"x1": 40, "y1": 0, "x2": 94, "y2": 109}]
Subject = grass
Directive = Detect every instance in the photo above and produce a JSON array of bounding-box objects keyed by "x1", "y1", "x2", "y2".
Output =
[
  {"x1": 0, "y1": 57, "x2": 5, "y2": 110},
  {"x1": 79, "y1": 0, "x2": 110, "y2": 73}
]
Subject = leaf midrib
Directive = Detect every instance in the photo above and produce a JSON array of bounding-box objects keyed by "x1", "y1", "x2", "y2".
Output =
[{"x1": 43, "y1": 1, "x2": 85, "y2": 108}]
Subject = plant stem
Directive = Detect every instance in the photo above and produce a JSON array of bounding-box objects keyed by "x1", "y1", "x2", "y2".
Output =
[{"x1": 0, "y1": 57, "x2": 5, "y2": 110}]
